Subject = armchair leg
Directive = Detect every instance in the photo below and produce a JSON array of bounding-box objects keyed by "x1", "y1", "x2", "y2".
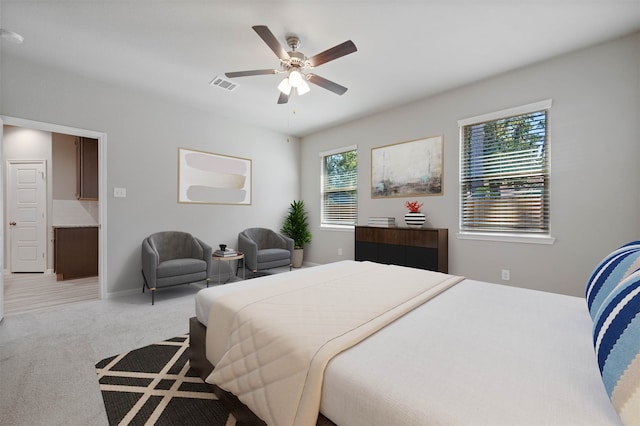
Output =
[{"x1": 141, "y1": 270, "x2": 155, "y2": 305}]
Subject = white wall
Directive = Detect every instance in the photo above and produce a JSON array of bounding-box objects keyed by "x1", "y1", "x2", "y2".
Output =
[
  {"x1": 1, "y1": 55, "x2": 300, "y2": 295},
  {"x1": 301, "y1": 32, "x2": 640, "y2": 297}
]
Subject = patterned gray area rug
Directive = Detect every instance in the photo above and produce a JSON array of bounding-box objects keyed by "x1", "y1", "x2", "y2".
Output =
[{"x1": 95, "y1": 335, "x2": 235, "y2": 426}]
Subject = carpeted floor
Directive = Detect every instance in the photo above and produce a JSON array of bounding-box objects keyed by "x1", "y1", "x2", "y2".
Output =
[{"x1": 95, "y1": 335, "x2": 235, "y2": 426}]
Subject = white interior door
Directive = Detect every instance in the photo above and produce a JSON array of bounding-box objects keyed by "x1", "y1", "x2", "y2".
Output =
[{"x1": 8, "y1": 160, "x2": 47, "y2": 272}]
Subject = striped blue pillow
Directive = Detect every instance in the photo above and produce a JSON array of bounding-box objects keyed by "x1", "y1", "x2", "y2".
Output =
[
  {"x1": 586, "y1": 241, "x2": 640, "y2": 320},
  {"x1": 592, "y1": 269, "x2": 640, "y2": 425}
]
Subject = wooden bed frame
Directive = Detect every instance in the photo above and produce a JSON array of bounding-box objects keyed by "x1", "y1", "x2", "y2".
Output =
[{"x1": 188, "y1": 317, "x2": 336, "y2": 426}]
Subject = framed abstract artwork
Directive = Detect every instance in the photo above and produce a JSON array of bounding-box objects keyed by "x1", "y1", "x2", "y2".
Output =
[
  {"x1": 178, "y1": 148, "x2": 252, "y2": 205},
  {"x1": 371, "y1": 135, "x2": 443, "y2": 198}
]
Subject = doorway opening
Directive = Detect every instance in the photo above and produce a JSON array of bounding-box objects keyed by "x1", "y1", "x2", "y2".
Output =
[{"x1": 1, "y1": 116, "x2": 107, "y2": 316}]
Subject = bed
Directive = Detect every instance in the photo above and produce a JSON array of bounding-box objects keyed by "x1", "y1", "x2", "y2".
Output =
[{"x1": 189, "y1": 245, "x2": 640, "y2": 426}]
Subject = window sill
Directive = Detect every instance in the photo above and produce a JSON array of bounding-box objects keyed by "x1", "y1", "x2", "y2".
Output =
[
  {"x1": 457, "y1": 232, "x2": 556, "y2": 245},
  {"x1": 320, "y1": 224, "x2": 355, "y2": 232}
]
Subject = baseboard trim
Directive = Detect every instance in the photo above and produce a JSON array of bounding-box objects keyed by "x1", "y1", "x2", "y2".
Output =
[
  {"x1": 3, "y1": 268, "x2": 56, "y2": 275},
  {"x1": 106, "y1": 288, "x2": 141, "y2": 299}
]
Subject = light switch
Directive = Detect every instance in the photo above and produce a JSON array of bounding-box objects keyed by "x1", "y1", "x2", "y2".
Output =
[{"x1": 113, "y1": 187, "x2": 127, "y2": 198}]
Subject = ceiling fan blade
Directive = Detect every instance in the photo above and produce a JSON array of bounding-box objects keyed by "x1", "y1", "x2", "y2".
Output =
[
  {"x1": 253, "y1": 25, "x2": 290, "y2": 61},
  {"x1": 225, "y1": 69, "x2": 278, "y2": 78},
  {"x1": 308, "y1": 40, "x2": 357, "y2": 67},
  {"x1": 307, "y1": 74, "x2": 348, "y2": 95},
  {"x1": 277, "y1": 92, "x2": 289, "y2": 104}
]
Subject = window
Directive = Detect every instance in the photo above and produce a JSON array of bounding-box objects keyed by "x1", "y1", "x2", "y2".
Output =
[
  {"x1": 321, "y1": 146, "x2": 357, "y2": 227},
  {"x1": 459, "y1": 100, "x2": 552, "y2": 240}
]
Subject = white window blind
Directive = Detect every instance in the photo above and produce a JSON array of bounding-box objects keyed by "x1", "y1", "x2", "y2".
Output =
[
  {"x1": 321, "y1": 147, "x2": 357, "y2": 226},
  {"x1": 460, "y1": 103, "x2": 550, "y2": 234}
]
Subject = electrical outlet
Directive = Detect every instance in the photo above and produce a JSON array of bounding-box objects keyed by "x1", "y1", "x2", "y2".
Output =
[
  {"x1": 501, "y1": 269, "x2": 510, "y2": 281},
  {"x1": 338, "y1": 248, "x2": 343, "y2": 256},
  {"x1": 113, "y1": 187, "x2": 127, "y2": 198}
]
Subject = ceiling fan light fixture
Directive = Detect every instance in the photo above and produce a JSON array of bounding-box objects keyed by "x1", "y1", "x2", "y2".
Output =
[
  {"x1": 278, "y1": 77, "x2": 292, "y2": 95},
  {"x1": 297, "y1": 79, "x2": 311, "y2": 95},
  {"x1": 288, "y1": 69, "x2": 304, "y2": 87}
]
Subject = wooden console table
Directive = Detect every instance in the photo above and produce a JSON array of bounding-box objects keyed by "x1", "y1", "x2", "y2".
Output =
[{"x1": 354, "y1": 226, "x2": 448, "y2": 273}]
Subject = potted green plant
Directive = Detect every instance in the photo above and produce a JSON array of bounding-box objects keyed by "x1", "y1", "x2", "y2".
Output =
[{"x1": 281, "y1": 200, "x2": 312, "y2": 267}]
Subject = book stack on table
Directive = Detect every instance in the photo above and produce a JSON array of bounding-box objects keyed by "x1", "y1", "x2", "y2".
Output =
[
  {"x1": 214, "y1": 248, "x2": 237, "y2": 257},
  {"x1": 367, "y1": 217, "x2": 396, "y2": 227}
]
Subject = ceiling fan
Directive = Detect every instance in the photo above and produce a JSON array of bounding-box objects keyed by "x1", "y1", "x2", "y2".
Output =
[{"x1": 225, "y1": 25, "x2": 357, "y2": 104}]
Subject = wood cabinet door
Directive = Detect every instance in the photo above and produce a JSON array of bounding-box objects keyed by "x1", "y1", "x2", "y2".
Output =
[
  {"x1": 77, "y1": 137, "x2": 98, "y2": 200},
  {"x1": 55, "y1": 227, "x2": 98, "y2": 280}
]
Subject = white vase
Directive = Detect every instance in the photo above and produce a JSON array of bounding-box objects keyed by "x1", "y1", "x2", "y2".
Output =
[
  {"x1": 404, "y1": 212, "x2": 426, "y2": 228},
  {"x1": 292, "y1": 248, "x2": 304, "y2": 268}
]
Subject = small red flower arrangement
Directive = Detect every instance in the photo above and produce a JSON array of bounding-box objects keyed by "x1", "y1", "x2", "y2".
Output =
[{"x1": 405, "y1": 200, "x2": 423, "y2": 213}]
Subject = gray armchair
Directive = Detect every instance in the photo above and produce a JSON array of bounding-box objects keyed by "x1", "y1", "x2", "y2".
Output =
[
  {"x1": 141, "y1": 231, "x2": 212, "y2": 304},
  {"x1": 238, "y1": 228, "x2": 294, "y2": 275}
]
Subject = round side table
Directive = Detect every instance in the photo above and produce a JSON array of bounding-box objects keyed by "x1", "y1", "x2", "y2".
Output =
[{"x1": 211, "y1": 252, "x2": 245, "y2": 285}]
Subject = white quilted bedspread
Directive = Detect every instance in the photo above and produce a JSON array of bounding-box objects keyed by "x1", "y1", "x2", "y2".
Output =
[{"x1": 205, "y1": 260, "x2": 463, "y2": 426}]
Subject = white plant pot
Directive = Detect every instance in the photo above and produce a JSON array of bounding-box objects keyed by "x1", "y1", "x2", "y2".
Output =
[{"x1": 292, "y1": 248, "x2": 304, "y2": 268}]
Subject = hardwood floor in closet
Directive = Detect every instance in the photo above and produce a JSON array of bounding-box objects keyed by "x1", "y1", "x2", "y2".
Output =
[{"x1": 3, "y1": 273, "x2": 99, "y2": 316}]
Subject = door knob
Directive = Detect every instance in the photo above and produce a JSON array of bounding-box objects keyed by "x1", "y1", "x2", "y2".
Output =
[{"x1": 9, "y1": 221, "x2": 16, "y2": 226}]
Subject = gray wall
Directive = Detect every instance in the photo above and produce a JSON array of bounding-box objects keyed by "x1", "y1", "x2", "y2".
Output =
[
  {"x1": 300, "y1": 32, "x2": 640, "y2": 297},
  {"x1": 2, "y1": 32, "x2": 638, "y2": 299},
  {"x1": 1, "y1": 55, "x2": 300, "y2": 296}
]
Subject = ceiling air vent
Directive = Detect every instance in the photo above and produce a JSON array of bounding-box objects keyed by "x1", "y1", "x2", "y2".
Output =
[{"x1": 209, "y1": 76, "x2": 238, "y2": 92}]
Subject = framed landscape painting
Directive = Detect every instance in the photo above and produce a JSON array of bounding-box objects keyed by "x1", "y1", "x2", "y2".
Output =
[
  {"x1": 178, "y1": 148, "x2": 251, "y2": 205},
  {"x1": 371, "y1": 135, "x2": 443, "y2": 198}
]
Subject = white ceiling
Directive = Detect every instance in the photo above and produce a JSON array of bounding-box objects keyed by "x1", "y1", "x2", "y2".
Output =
[{"x1": 1, "y1": 1, "x2": 640, "y2": 137}]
